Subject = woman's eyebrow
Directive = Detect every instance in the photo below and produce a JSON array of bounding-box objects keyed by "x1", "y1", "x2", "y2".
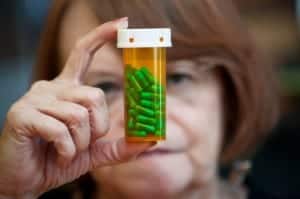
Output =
[
  {"x1": 167, "y1": 59, "x2": 196, "y2": 67},
  {"x1": 167, "y1": 59, "x2": 218, "y2": 77},
  {"x1": 168, "y1": 58, "x2": 212, "y2": 69}
]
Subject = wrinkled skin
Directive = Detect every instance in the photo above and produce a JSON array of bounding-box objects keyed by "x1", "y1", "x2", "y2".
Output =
[{"x1": 0, "y1": 18, "x2": 153, "y2": 199}]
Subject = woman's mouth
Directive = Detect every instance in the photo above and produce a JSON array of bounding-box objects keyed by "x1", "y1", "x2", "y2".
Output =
[
  {"x1": 138, "y1": 147, "x2": 183, "y2": 159},
  {"x1": 139, "y1": 149, "x2": 171, "y2": 158}
]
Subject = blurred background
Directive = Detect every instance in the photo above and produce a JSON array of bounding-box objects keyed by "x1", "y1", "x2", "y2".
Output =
[{"x1": 0, "y1": 0, "x2": 299, "y2": 198}]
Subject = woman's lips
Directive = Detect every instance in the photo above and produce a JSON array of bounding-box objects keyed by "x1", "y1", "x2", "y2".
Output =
[
  {"x1": 139, "y1": 149, "x2": 171, "y2": 158},
  {"x1": 138, "y1": 147, "x2": 183, "y2": 159}
]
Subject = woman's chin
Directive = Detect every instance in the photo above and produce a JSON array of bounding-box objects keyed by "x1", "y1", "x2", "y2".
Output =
[{"x1": 97, "y1": 152, "x2": 194, "y2": 198}]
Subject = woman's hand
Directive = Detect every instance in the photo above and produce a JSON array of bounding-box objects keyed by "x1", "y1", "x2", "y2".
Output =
[{"x1": 0, "y1": 18, "x2": 152, "y2": 199}]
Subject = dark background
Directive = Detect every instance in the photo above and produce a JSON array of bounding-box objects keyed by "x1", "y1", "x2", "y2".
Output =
[{"x1": 0, "y1": 0, "x2": 51, "y2": 124}]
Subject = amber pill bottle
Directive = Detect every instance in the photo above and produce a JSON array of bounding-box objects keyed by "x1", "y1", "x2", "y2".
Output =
[{"x1": 117, "y1": 28, "x2": 172, "y2": 142}]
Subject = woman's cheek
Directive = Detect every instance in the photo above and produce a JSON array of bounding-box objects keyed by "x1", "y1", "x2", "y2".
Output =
[
  {"x1": 167, "y1": 96, "x2": 204, "y2": 144},
  {"x1": 167, "y1": 89, "x2": 223, "y2": 184}
]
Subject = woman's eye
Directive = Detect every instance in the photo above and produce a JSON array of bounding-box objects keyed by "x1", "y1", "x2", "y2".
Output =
[
  {"x1": 95, "y1": 81, "x2": 121, "y2": 94},
  {"x1": 167, "y1": 73, "x2": 192, "y2": 86}
]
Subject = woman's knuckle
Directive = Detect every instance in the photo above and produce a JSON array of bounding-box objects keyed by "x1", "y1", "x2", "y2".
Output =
[
  {"x1": 74, "y1": 38, "x2": 89, "y2": 54},
  {"x1": 68, "y1": 112, "x2": 81, "y2": 125},
  {"x1": 55, "y1": 123, "x2": 69, "y2": 138},
  {"x1": 30, "y1": 80, "x2": 50, "y2": 91},
  {"x1": 68, "y1": 107, "x2": 88, "y2": 125},
  {"x1": 75, "y1": 107, "x2": 89, "y2": 122},
  {"x1": 88, "y1": 88, "x2": 105, "y2": 105}
]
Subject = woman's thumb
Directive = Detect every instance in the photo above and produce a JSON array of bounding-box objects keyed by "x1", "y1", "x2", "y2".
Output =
[{"x1": 89, "y1": 138, "x2": 155, "y2": 168}]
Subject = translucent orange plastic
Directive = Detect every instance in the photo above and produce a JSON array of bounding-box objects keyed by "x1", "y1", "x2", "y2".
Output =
[{"x1": 123, "y1": 48, "x2": 166, "y2": 142}]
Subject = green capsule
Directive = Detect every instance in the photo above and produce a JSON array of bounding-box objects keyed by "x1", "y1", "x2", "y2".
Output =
[
  {"x1": 136, "y1": 122, "x2": 156, "y2": 132},
  {"x1": 155, "y1": 111, "x2": 165, "y2": 119},
  {"x1": 141, "y1": 92, "x2": 165, "y2": 100},
  {"x1": 129, "y1": 130, "x2": 147, "y2": 137},
  {"x1": 137, "y1": 115, "x2": 156, "y2": 125},
  {"x1": 151, "y1": 84, "x2": 164, "y2": 93},
  {"x1": 154, "y1": 94, "x2": 165, "y2": 101},
  {"x1": 140, "y1": 92, "x2": 152, "y2": 99},
  {"x1": 140, "y1": 67, "x2": 155, "y2": 84},
  {"x1": 140, "y1": 92, "x2": 156, "y2": 100},
  {"x1": 127, "y1": 93, "x2": 137, "y2": 108},
  {"x1": 153, "y1": 99, "x2": 165, "y2": 110},
  {"x1": 129, "y1": 109, "x2": 137, "y2": 117},
  {"x1": 125, "y1": 66, "x2": 134, "y2": 77},
  {"x1": 128, "y1": 75, "x2": 142, "y2": 92},
  {"x1": 135, "y1": 70, "x2": 149, "y2": 88},
  {"x1": 136, "y1": 105, "x2": 155, "y2": 117},
  {"x1": 156, "y1": 119, "x2": 165, "y2": 129},
  {"x1": 128, "y1": 87, "x2": 139, "y2": 101},
  {"x1": 154, "y1": 130, "x2": 165, "y2": 136},
  {"x1": 140, "y1": 99, "x2": 154, "y2": 109},
  {"x1": 154, "y1": 104, "x2": 163, "y2": 110},
  {"x1": 128, "y1": 118, "x2": 135, "y2": 129}
]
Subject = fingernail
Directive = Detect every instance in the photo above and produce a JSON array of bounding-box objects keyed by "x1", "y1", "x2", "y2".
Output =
[{"x1": 116, "y1": 17, "x2": 128, "y2": 29}]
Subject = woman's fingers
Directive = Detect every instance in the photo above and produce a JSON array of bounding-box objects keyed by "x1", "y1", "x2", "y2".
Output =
[
  {"x1": 12, "y1": 107, "x2": 77, "y2": 164},
  {"x1": 38, "y1": 100, "x2": 91, "y2": 152},
  {"x1": 44, "y1": 17, "x2": 129, "y2": 165},
  {"x1": 58, "y1": 86, "x2": 110, "y2": 141},
  {"x1": 57, "y1": 17, "x2": 128, "y2": 83},
  {"x1": 89, "y1": 138, "x2": 155, "y2": 168}
]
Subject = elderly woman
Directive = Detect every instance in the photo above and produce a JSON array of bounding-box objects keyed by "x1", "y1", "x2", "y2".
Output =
[{"x1": 0, "y1": 0, "x2": 277, "y2": 198}]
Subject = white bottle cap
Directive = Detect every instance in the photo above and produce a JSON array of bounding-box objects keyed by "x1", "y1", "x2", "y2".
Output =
[{"x1": 117, "y1": 28, "x2": 172, "y2": 48}]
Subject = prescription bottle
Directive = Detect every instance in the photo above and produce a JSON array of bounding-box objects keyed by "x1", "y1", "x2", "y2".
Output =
[{"x1": 117, "y1": 28, "x2": 172, "y2": 142}]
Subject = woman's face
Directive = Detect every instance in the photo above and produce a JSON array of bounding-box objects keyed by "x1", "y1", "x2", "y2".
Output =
[{"x1": 59, "y1": 1, "x2": 224, "y2": 198}]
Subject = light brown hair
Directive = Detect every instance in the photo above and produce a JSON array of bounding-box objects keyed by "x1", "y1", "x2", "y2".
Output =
[{"x1": 35, "y1": 0, "x2": 278, "y2": 163}]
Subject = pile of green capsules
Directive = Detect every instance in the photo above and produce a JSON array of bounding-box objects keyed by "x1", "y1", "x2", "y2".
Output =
[{"x1": 125, "y1": 64, "x2": 165, "y2": 137}]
